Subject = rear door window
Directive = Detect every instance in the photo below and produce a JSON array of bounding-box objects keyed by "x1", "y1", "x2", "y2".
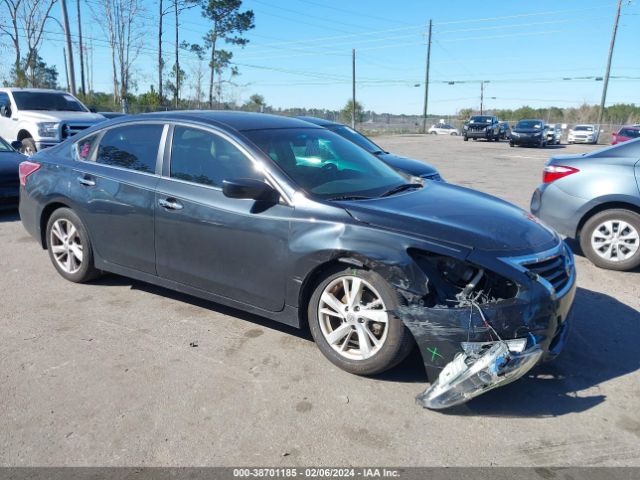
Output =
[{"x1": 95, "y1": 124, "x2": 164, "y2": 173}]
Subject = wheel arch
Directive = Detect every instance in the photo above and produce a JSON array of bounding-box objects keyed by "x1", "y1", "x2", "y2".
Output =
[
  {"x1": 297, "y1": 256, "x2": 369, "y2": 329},
  {"x1": 17, "y1": 129, "x2": 33, "y2": 141},
  {"x1": 39, "y1": 201, "x2": 74, "y2": 248},
  {"x1": 576, "y1": 201, "x2": 640, "y2": 238}
]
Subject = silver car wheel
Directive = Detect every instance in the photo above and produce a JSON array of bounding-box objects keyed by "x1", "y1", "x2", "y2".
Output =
[
  {"x1": 318, "y1": 276, "x2": 389, "y2": 361},
  {"x1": 591, "y1": 219, "x2": 640, "y2": 262},
  {"x1": 50, "y1": 219, "x2": 84, "y2": 274}
]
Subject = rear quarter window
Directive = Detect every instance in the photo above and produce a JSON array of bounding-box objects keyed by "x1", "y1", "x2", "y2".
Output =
[{"x1": 73, "y1": 134, "x2": 100, "y2": 161}]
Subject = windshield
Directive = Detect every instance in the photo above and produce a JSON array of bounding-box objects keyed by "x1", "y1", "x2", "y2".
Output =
[
  {"x1": 619, "y1": 129, "x2": 640, "y2": 138},
  {"x1": 329, "y1": 125, "x2": 384, "y2": 154},
  {"x1": 12, "y1": 91, "x2": 88, "y2": 112},
  {"x1": 516, "y1": 120, "x2": 542, "y2": 129},
  {"x1": 243, "y1": 128, "x2": 407, "y2": 200},
  {"x1": 469, "y1": 116, "x2": 493, "y2": 124},
  {"x1": 574, "y1": 126, "x2": 593, "y2": 132},
  {"x1": 0, "y1": 137, "x2": 12, "y2": 152}
]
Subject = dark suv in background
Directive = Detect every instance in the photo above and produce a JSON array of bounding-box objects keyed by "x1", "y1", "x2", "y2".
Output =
[{"x1": 463, "y1": 115, "x2": 500, "y2": 142}]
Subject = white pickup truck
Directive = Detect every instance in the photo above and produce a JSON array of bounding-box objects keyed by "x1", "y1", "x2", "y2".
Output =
[{"x1": 0, "y1": 88, "x2": 106, "y2": 155}]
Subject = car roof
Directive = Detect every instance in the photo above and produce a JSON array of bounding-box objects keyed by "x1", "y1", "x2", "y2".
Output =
[
  {"x1": 619, "y1": 125, "x2": 640, "y2": 131},
  {"x1": 590, "y1": 136, "x2": 640, "y2": 157},
  {"x1": 118, "y1": 111, "x2": 323, "y2": 132},
  {"x1": 0, "y1": 87, "x2": 70, "y2": 94},
  {"x1": 296, "y1": 116, "x2": 342, "y2": 127}
]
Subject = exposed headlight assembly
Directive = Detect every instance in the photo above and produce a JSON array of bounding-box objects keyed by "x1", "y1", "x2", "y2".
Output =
[
  {"x1": 417, "y1": 341, "x2": 543, "y2": 409},
  {"x1": 37, "y1": 122, "x2": 60, "y2": 138}
]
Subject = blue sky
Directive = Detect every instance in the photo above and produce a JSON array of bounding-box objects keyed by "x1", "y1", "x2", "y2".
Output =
[{"x1": 6, "y1": 0, "x2": 640, "y2": 114}]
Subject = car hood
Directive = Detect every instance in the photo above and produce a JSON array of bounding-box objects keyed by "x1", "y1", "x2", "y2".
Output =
[
  {"x1": 376, "y1": 152, "x2": 439, "y2": 178},
  {"x1": 18, "y1": 110, "x2": 106, "y2": 123},
  {"x1": 342, "y1": 182, "x2": 558, "y2": 254}
]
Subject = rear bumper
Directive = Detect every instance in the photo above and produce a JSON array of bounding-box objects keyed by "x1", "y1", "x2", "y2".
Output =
[{"x1": 530, "y1": 184, "x2": 584, "y2": 238}]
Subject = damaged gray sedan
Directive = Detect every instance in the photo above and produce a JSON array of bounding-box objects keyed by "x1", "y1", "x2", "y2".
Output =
[{"x1": 19, "y1": 112, "x2": 576, "y2": 409}]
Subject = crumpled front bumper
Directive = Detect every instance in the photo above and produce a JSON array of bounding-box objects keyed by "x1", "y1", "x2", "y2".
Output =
[{"x1": 416, "y1": 342, "x2": 543, "y2": 409}]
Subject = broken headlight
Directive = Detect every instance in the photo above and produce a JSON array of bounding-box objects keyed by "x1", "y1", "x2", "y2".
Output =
[
  {"x1": 417, "y1": 341, "x2": 543, "y2": 409},
  {"x1": 409, "y1": 250, "x2": 518, "y2": 307}
]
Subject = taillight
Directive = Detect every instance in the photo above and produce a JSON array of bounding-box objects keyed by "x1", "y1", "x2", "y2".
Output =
[
  {"x1": 19, "y1": 161, "x2": 41, "y2": 186},
  {"x1": 543, "y1": 165, "x2": 579, "y2": 183}
]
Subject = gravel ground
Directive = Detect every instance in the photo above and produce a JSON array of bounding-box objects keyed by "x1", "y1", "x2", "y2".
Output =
[{"x1": 0, "y1": 135, "x2": 638, "y2": 467}]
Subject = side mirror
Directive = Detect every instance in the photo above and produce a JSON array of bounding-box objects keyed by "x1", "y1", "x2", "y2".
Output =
[
  {"x1": 11, "y1": 140, "x2": 22, "y2": 151},
  {"x1": 222, "y1": 178, "x2": 279, "y2": 202},
  {"x1": 89, "y1": 107, "x2": 97, "y2": 113},
  {"x1": 0, "y1": 105, "x2": 11, "y2": 118}
]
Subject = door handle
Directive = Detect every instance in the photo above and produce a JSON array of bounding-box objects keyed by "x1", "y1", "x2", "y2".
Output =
[
  {"x1": 77, "y1": 175, "x2": 96, "y2": 187},
  {"x1": 158, "y1": 198, "x2": 183, "y2": 210}
]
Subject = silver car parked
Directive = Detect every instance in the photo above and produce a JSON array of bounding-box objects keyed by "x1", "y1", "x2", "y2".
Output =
[{"x1": 531, "y1": 138, "x2": 640, "y2": 271}]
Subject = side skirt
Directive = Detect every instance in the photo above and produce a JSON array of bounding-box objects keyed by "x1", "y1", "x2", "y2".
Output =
[{"x1": 94, "y1": 257, "x2": 301, "y2": 328}]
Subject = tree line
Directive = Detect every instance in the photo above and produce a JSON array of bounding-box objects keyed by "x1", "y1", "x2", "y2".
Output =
[{"x1": 1, "y1": 0, "x2": 254, "y2": 109}]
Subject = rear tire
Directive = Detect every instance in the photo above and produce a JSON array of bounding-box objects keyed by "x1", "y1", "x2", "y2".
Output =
[
  {"x1": 464, "y1": 136, "x2": 468, "y2": 141},
  {"x1": 308, "y1": 267, "x2": 414, "y2": 376},
  {"x1": 579, "y1": 209, "x2": 640, "y2": 271},
  {"x1": 46, "y1": 208, "x2": 101, "y2": 283}
]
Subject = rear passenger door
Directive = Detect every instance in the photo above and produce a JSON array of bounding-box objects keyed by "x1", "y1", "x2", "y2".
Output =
[
  {"x1": 154, "y1": 124, "x2": 292, "y2": 312},
  {"x1": 70, "y1": 122, "x2": 166, "y2": 274}
]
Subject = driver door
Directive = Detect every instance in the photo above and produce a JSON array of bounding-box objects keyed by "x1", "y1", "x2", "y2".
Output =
[{"x1": 155, "y1": 124, "x2": 293, "y2": 312}]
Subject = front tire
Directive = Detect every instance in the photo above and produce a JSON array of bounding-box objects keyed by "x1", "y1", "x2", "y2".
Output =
[
  {"x1": 20, "y1": 137, "x2": 37, "y2": 156},
  {"x1": 46, "y1": 208, "x2": 101, "y2": 282},
  {"x1": 580, "y1": 209, "x2": 640, "y2": 271},
  {"x1": 464, "y1": 136, "x2": 468, "y2": 141},
  {"x1": 308, "y1": 267, "x2": 413, "y2": 376}
]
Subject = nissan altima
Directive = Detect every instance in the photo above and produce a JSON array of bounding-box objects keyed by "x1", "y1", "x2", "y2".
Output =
[{"x1": 19, "y1": 112, "x2": 576, "y2": 409}]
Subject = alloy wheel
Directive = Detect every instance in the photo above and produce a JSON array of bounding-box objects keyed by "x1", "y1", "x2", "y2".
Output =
[
  {"x1": 590, "y1": 219, "x2": 639, "y2": 262},
  {"x1": 50, "y1": 219, "x2": 84, "y2": 274},
  {"x1": 317, "y1": 276, "x2": 389, "y2": 361}
]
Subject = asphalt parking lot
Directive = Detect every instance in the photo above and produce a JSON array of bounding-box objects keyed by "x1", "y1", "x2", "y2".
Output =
[{"x1": 1, "y1": 135, "x2": 639, "y2": 467}]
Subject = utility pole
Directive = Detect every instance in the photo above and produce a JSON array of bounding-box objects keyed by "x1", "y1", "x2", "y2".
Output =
[
  {"x1": 480, "y1": 81, "x2": 484, "y2": 115},
  {"x1": 598, "y1": 0, "x2": 623, "y2": 126},
  {"x1": 159, "y1": 0, "x2": 164, "y2": 104},
  {"x1": 76, "y1": 0, "x2": 86, "y2": 96},
  {"x1": 351, "y1": 48, "x2": 356, "y2": 129},
  {"x1": 62, "y1": 47, "x2": 70, "y2": 92},
  {"x1": 421, "y1": 19, "x2": 432, "y2": 134},
  {"x1": 59, "y1": 0, "x2": 76, "y2": 95},
  {"x1": 174, "y1": 0, "x2": 180, "y2": 108}
]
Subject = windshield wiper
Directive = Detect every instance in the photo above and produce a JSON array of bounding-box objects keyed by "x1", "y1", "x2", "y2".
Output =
[
  {"x1": 379, "y1": 182, "x2": 423, "y2": 197},
  {"x1": 327, "y1": 195, "x2": 371, "y2": 201}
]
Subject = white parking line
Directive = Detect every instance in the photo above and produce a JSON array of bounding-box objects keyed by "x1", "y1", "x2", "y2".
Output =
[{"x1": 498, "y1": 154, "x2": 549, "y2": 160}]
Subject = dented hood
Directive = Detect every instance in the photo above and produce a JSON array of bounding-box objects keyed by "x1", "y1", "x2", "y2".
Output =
[{"x1": 342, "y1": 182, "x2": 558, "y2": 253}]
